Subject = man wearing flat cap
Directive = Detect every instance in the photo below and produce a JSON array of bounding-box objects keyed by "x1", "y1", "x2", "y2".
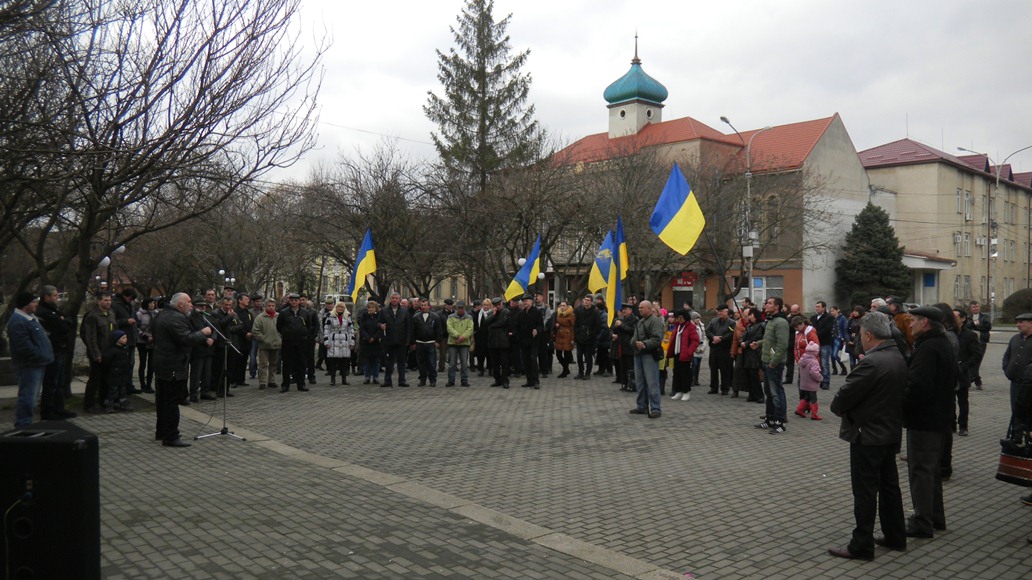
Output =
[
  {"x1": 1003, "y1": 313, "x2": 1032, "y2": 428},
  {"x1": 487, "y1": 297, "x2": 511, "y2": 388},
  {"x1": 517, "y1": 294, "x2": 543, "y2": 389},
  {"x1": 446, "y1": 300, "x2": 473, "y2": 386},
  {"x1": 902, "y1": 305, "x2": 957, "y2": 538}
]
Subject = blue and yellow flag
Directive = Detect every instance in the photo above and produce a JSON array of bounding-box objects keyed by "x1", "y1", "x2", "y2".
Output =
[
  {"x1": 346, "y1": 229, "x2": 377, "y2": 301},
  {"x1": 504, "y1": 235, "x2": 542, "y2": 301},
  {"x1": 650, "y1": 163, "x2": 706, "y2": 255},
  {"x1": 614, "y1": 216, "x2": 628, "y2": 281},
  {"x1": 587, "y1": 231, "x2": 614, "y2": 294}
]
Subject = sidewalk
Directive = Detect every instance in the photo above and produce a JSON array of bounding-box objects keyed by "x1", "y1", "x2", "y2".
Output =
[{"x1": 4, "y1": 342, "x2": 1032, "y2": 578}]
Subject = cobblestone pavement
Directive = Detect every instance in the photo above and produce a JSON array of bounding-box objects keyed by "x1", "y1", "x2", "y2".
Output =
[{"x1": 11, "y1": 339, "x2": 1032, "y2": 578}]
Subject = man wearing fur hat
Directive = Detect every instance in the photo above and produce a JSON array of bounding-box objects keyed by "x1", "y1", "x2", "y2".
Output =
[{"x1": 902, "y1": 305, "x2": 957, "y2": 538}]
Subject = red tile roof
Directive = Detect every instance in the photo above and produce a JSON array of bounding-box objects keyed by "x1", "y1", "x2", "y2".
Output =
[
  {"x1": 1013, "y1": 172, "x2": 1032, "y2": 188},
  {"x1": 860, "y1": 139, "x2": 1032, "y2": 191},
  {"x1": 557, "y1": 113, "x2": 840, "y2": 175}
]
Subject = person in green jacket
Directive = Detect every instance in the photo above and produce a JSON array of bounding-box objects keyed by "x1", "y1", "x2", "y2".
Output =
[
  {"x1": 447, "y1": 301, "x2": 474, "y2": 387},
  {"x1": 758, "y1": 296, "x2": 790, "y2": 433}
]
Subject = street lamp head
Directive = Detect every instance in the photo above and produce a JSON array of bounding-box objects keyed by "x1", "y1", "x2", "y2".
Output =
[{"x1": 720, "y1": 116, "x2": 730, "y2": 124}]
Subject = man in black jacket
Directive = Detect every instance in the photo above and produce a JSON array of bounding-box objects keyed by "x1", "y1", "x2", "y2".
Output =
[
  {"x1": 902, "y1": 306, "x2": 957, "y2": 539},
  {"x1": 111, "y1": 288, "x2": 140, "y2": 392},
  {"x1": 705, "y1": 305, "x2": 734, "y2": 394},
  {"x1": 828, "y1": 311, "x2": 907, "y2": 560},
  {"x1": 967, "y1": 300, "x2": 992, "y2": 389},
  {"x1": 812, "y1": 301, "x2": 836, "y2": 390},
  {"x1": 517, "y1": 294, "x2": 543, "y2": 388},
  {"x1": 277, "y1": 294, "x2": 310, "y2": 392},
  {"x1": 573, "y1": 295, "x2": 600, "y2": 380},
  {"x1": 412, "y1": 298, "x2": 441, "y2": 386},
  {"x1": 487, "y1": 297, "x2": 511, "y2": 388},
  {"x1": 152, "y1": 293, "x2": 212, "y2": 447},
  {"x1": 36, "y1": 286, "x2": 77, "y2": 420},
  {"x1": 378, "y1": 292, "x2": 413, "y2": 387}
]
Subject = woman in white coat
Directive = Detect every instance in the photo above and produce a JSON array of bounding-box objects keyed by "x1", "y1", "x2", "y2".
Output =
[{"x1": 322, "y1": 302, "x2": 355, "y2": 385}]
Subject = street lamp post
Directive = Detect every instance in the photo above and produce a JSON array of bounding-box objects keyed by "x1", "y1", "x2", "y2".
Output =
[
  {"x1": 721, "y1": 117, "x2": 772, "y2": 303},
  {"x1": 958, "y1": 144, "x2": 1032, "y2": 322}
]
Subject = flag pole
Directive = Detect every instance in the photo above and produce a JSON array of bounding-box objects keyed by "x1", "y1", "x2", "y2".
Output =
[{"x1": 703, "y1": 231, "x2": 742, "y2": 315}]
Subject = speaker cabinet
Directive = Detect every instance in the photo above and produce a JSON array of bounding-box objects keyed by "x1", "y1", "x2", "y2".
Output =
[{"x1": 1, "y1": 421, "x2": 100, "y2": 580}]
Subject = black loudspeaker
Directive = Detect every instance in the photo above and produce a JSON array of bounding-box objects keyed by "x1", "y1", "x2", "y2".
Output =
[{"x1": 0, "y1": 421, "x2": 100, "y2": 580}]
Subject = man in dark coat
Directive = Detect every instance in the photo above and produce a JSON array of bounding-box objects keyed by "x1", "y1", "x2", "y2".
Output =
[
  {"x1": 517, "y1": 294, "x2": 543, "y2": 388},
  {"x1": 487, "y1": 297, "x2": 511, "y2": 388},
  {"x1": 966, "y1": 300, "x2": 992, "y2": 389},
  {"x1": 902, "y1": 306, "x2": 958, "y2": 538},
  {"x1": 828, "y1": 311, "x2": 908, "y2": 560},
  {"x1": 573, "y1": 294, "x2": 600, "y2": 380},
  {"x1": 411, "y1": 298, "x2": 441, "y2": 387},
  {"x1": 378, "y1": 292, "x2": 413, "y2": 387},
  {"x1": 36, "y1": 286, "x2": 76, "y2": 420},
  {"x1": 705, "y1": 305, "x2": 734, "y2": 394},
  {"x1": 277, "y1": 293, "x2": 310, "y2": 392},
  {"x1": 7, "y1": 292, "x2": 54, "y2": 427},
  {"x1": 152, "y1": 293, "x2": 212, "y2": 447}
]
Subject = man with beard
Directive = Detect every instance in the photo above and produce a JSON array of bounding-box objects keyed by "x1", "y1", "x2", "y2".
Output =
[{"x1": 152, "y1": 293, "x2": 212, "y2": 447}]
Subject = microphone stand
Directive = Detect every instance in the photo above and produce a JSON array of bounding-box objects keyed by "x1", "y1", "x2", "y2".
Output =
[{"x1": 196, "y1": 316, "x2": 246, "y2": 442}]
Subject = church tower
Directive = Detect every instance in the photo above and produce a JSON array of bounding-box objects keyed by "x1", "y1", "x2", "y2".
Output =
[{"x1": 603, "y1": 37, "x2": 668, "y2": 138}]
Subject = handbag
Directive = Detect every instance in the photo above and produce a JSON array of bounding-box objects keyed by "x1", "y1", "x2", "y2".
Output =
[
  {"x1": 651, "y1": 347, "x2": 664, "y2": 361},
  {"x1": 996, "y1": 442, "x2": 1032, "y2": 488}
]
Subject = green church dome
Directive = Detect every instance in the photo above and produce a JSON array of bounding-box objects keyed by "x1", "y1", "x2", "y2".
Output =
[{"x1": 603, "y1": 54, "x2": 668, "y2": 106}]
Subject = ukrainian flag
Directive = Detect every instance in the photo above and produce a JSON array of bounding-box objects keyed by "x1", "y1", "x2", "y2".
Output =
[
  {"x1": 650, "y1": 163, "x2": 706, "y2": 255},
  {"x1": 587, "y1": 231, "x2": 614, "y2": 293},
  {"x1": 346, "y1": 229, "x2": 377, "y2": 301},
  {"x1": 614, "y1": 216, "x2": 628, "y2": 281},
  {"x1": 504, "y1": 234, "x2": 542, "y2": 301}
]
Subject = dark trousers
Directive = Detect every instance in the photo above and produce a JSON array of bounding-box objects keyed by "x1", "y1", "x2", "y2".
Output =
[
  {"x1": 906, "y1": 430, "x2": 947, "y2": 534},
  {"x1": 969, "y1": 342, "x2": 986, "y2": 386},
  {"x1": 848, "y1": 442, "x2": 907, "y2": 557},
  {"x1": 189, "y1": 356, "x2": 212, "y2": 396},
  {"x1": 40, "y1": 352, "x2": 68, "y2": 418},
  {"x1": 576, "y1": 343, "x2": 594, "y2": 377},
  {"x1": 383, "y1": 344, "x2": 408, "y2": 386},
  {"x1": 327, "y1": 357, "x2": 349, "y2": 382},
  {"x1": 595, "y1": 346, "x2": 611, "y2": 374},
  {"x1": 521, "y1": 341, "x2": 539, "y2": 385},
  {"x1": 84, "y1": 359, "x2": 107, "y2": 410},
  {"x1": 620, "y1": 354, "x2": 634, "y2": 386},
  {"x1": 126, "y1": 345, "x2": 137, "y2": 387},
  {"x1": 744, "y1": 366, "x2": 764, "y2": 401},
  {"x1": 211, "y1": 347, "x2": 229, "y2": 395},
  {"x1": 316, "y1": 342, "x2": 327, "y2": 368},
  {"x1": 956, "y1": 378, "x2": 970, "y2": 430},
  {"x1": 473, "y1": 344, "x2": 488, "y2": 372},
  {"x1": 708, "y1": 347, "x2": 732, "y2": 392},
  {"x1": 556, "y1": 350, "x2": 572, "y2": 375},
  {"x1": 672, "y1": 358, "x2": 693, "y2": 394},
  {"x1": 155, "y1": 377, "x2": 186, "y2": 442},
  {"x1": 490, "y1": 347, "x2": 510, "y2": 385},
  {"x1": 138, "y1": 347, "x2": 154, "y2": 388},
  {"x1": 538, "y1": 340, "x2": 553, "y2": 375},
  {"x1": 281, "y1": 340, "x2": 306, "y2": 389},
  {"x1": 509, "y1": 343, "x2": 523, "y2": 374},
  {"x1": 416, "y1": 342, "x2": 438, "y2": 384},
  {"x1": 304, "y1": 338, "x2": 316, "y2": 381},
  {"x1": 784, "y1": 357, "x2": 795, "y2": 384}
]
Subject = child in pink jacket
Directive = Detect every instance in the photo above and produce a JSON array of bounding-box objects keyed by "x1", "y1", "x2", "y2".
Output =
[{"x1": 794, "y1": 341, "x2": 824, "y2": 420}]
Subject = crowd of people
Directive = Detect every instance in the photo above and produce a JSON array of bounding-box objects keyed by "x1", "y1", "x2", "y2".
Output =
[{"x1": 6, "y1": 285, "x2": 1032, "y2": 548}]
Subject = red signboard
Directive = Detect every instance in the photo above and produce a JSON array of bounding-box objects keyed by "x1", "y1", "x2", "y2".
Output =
[{"x1": 670, "y1": 271, "x2": 698, "y2": 288}]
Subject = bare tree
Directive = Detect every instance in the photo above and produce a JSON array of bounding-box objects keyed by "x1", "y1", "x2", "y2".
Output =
[{"x1": 1, "y1": 0, "x2": 323, "y2": 326}]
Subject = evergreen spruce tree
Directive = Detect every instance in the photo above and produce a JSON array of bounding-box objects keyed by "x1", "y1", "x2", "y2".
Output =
[
  {"x1": 835, "y1": 203, "x2": 912, "y2": 307},
  {"x1": 424, "y1": 0, "x2": 543, "y2": 193}
]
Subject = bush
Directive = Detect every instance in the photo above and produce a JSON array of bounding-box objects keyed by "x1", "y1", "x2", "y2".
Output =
[{"x1": 1002, "y1": 288, "x2": 1032, "y2": 320}]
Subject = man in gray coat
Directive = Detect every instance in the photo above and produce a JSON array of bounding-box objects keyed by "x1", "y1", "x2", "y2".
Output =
[
  {"x1": 629, "y1": 300, "x2": 666, "y2": 418},
  {"x1": 827, "y1": 311, "x2": 907, "y2": 560}
]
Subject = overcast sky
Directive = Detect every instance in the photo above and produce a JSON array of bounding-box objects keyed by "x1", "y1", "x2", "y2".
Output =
[{"x1": 279, "y1": 0, "x2": 1032, "y2": 181}]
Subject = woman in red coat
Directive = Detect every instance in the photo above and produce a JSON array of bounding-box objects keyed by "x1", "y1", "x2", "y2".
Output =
[{"x1": 667, "y1": 310, "x2": 700, "y2": 401}]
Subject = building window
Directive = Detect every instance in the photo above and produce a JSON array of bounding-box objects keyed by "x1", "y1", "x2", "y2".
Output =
[
  {"x1": 433, "y1": 281, "x2": 442, "y2": 300},
  {"x1": 954, "y1": 232, "x2": 963, "y2": 257},
  {"x1": 982, "y1": 194, "x2": 988, "y2": 223},
  {"x1": 953, "y1": 275, "x2": 961, "y2": 300},
  {"x1": 965, "y1": 190, "x2": 973, "y2": 218},
  {"x1": 963, "y1": 233, "x2": 971, "y2": 257},
  {"x1": 957, "y1": 188, "x2": 963, "y2": 214}
]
